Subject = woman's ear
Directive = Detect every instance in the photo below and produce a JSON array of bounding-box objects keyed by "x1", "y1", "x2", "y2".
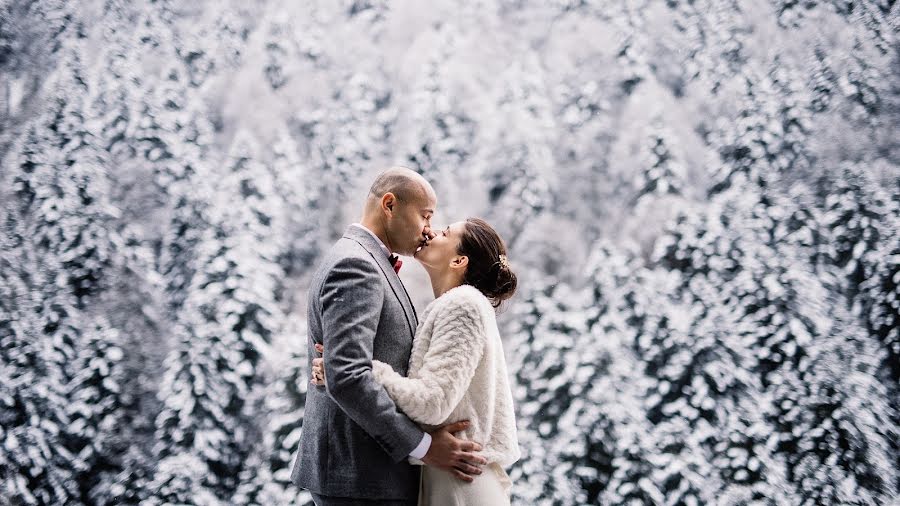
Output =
[{"x1": 451, "y1": 255, "x2": 469, "y2": 271}]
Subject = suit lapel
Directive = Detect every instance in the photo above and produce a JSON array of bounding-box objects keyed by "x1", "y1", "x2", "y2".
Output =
[{"x1": 344, "y1": 226, "x2": 418, "y2": 337}]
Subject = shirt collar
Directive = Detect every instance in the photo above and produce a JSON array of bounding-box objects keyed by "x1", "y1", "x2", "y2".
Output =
[{"x1": 350, "y1": 223, "x2": 392, "y2": 258}]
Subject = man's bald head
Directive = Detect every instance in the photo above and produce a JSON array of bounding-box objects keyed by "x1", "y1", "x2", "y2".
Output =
[
  {"x1": 361, "y1": 166, "x2": 438, "y2": 256},
  {"x1": 367, "y1": 166, "x2": 434, "y2": 205}
]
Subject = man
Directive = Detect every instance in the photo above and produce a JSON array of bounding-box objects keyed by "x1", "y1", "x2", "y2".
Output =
[{"x1": 291, "y1": 167, "x2": 487, "y2": 505}]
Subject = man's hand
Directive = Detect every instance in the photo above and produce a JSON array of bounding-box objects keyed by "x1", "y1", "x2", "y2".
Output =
[
  {"x1": 422, "y1": 420, "x2": 487, "y2": 482},
  {"x1": 310, "y1": 344, "x2": 325, "y2": 386}
]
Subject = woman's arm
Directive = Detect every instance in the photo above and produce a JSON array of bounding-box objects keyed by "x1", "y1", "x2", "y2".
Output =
[{"x1": 371, "y1": 296, "x2": 487, "y2": 426}]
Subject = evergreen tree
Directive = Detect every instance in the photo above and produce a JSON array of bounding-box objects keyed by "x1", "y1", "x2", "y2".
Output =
[
  {"x1": 506, "y1": 278, "x2": 596, "y2": 505},
  {"x1": 637, "y1": 271, "x2": 788, "y2": 504},
  {"x1": 858, "y1": 232, "x2": 900, "y2": 494},
  {"x1": 820, "y1": 162, "x2": 895, "y2": 301},
  {"x1": 257, "y1": 3, "x2": 329, "y2": 91},
  {"x1": 270, "y1": 131, "x2": 319, "y2": 272},
  {"x1": 659, "y1": 0, "x2": 750, "y2": 95},
  {"x1": 549, "y1": 77, "x2": 620, "y2": 240},
  {"x1": 576, "y1": 246, "x2": 660, "y2": 505},
  {"x1": 87, "y1": 225, "x2": 166, "y2": 506},
  {"x1": 400, "y1": 22, "x2": 480, "y2": 219},
  {"x1": 508, "y1": 247, "x2": 653, "y2": 505},
  {"x1": 632, "y1": 125, "x2": 686, "y2": 205},
  {"x1": 818, "y1": 163, "x2": 899, "y2": 485},
  {"x1": 1, "y1": 46, "x2": 130, "y2": 505},
  {"x1": 481, "y1": 54, "x2": 555, "y2": 247},
  {"x1": 860, "y1": 229, "x2": 900, "y2": 383},
  {"x1": 147, "y1": 131, "x2": 287, "y2": 504},
  {"x1": 0, "y1": 250, "x2": 77, "y2": 504},
  {"x1": 299, "y1": 67, "x2": 396, "y2": 245},
  {"x1": 86, "y1": 9, "x2": 220, "y2": 501},
  {"x1": 233, "y1": 333, "x2": 313, "y2": 506},
  {"x1": 765, "y1": 298, "x2": 897, "y2": 503},
  {"x1": 707, "y1": 63, "x2": 813, "y2": 197},
  {"x1": 653, "y1": 164, "x2": 898, "y2": 503}
]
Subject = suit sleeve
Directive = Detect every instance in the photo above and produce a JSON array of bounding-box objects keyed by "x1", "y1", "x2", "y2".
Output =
[
  {"x1": 319, "y1": 256, "x2": 425, "y2": 462},
  {"x1": 371, "y1": 296, "x2": 487, "y2": 426}
]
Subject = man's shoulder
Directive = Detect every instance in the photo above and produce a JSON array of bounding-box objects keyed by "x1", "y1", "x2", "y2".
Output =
[
  {"x1": 317, "y1": 238, "x2": 384, "y2": 278},
  {"x1": 325, "y1": 236, "x2": 363, "y2": 259}
]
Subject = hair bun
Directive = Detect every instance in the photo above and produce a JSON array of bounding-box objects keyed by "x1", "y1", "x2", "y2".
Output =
[{"x1": 458, "y1": 218, "x2": 517, "y2": 308}]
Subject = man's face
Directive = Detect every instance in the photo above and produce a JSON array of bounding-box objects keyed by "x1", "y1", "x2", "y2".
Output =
[{"x1": 389, "y1": 188, "x2": 436, "y2": 256}]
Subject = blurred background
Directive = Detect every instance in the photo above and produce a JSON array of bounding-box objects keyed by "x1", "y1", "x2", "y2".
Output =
[{"x1": 1, "y1": 0, "x2": 898, "y2": 504}]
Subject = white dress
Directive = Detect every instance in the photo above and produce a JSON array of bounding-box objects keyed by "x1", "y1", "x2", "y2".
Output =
[{"x1": 371, "y1": 284, "x2": 520, "y2": 506}]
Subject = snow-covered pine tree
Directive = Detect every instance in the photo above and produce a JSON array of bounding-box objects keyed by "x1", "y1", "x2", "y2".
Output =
[
  {"x1": 505, "y1": 277, "x2": 594, "y2": 505},
  {"x1": 819, "y1": 162, "x2": 900, "y2": 498},
  {"x1": 257, "y1": 1, "x2": 329, "y2": 91},
  {"x1": 596, "y1": 248, "x2": 711, "y2": 505},
  {"x1": 859, "y1": 219, "x2": 900, "y2": 383},
  {"x1": 508, "y1": 245, "x2": 654, "y2": 505},
  {"x1": 233, "y1": 328, "x2": 313, "y2": 506},
  {"x1": 102, "y1": 2, "x2": 231, "y2": 315},
  {"x1": 0, "y1": 243, "x2": 78, "y2": 504},
  {"x1": 14, "y1": 52, "x2": 125, "y2": 308},
  {"x1": 634, "y1": 267, "x2": 788, "y2": 504},
  {"x1": 261, "y1": 19, "x2": 291, "y2": 91},
  {"x1": 398, "y1": 21, "x2": 480, "y2": 220},
  {"x1": 79, "y1": 9, "x2": 228, "y2": 500},
  {"x1": 707, "y1": 64, "x2": 813, "y2": 197},
  {"x1": 778, "y1": 0, "x2": 898, "y2": 62},
  {"x1": 820, "y1": 162, "x2": 895, "y2": 301},
  {"x1": 632, "y1": 124, "x2": 686, "y2": 206},
  {"x1": 1, "y1": 45, "x2": 130, "y2": 505},
  {"x1": 83, "y1": 226, "x2": 166, "y2": 506},
  {"x1": 299, "y1": 68, "x2": 396, "y2": 243},
  {"x1": 268, "y1": 131, "x2": 321, "y2": 273},
  {"x1": 571, "y1": 245, "x2": 658, "y2": 505},
  {"x1": 819, "y1": 163, "x2": 900, "y2": 378},
  {"x1": 858, "y1": 231, "x2": 900, "y2": 494},
  {"x1": 209, "y1": 130, "x2": 289, "y2": 389},
  {"x1": 768, "y1": 303, "x2": 897, "y2": 504},
  {"x1": 549, "y1": 77, "x2": 618, "y2": 239},
  {"x1": 147, "y1": 130, "x2": 287, "y2": 504},
  {"x1": 481, "y1": 54, "x2": 555, "y2": 247},
  {"x1": 660, "y1": 0, "x2": 752, "y2": 97},
  {"x1": 655, "y1": 153, "x2": 898, "y2": 503}
]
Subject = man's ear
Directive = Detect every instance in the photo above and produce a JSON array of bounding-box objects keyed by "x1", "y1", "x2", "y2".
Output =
[{"x1": 382, "y1": 193, "x2": 396, "y2": 214}]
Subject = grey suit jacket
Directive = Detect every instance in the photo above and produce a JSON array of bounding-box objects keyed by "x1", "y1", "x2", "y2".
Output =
[{"x1": 291, "y1": 225, "x2": 424, "y2": 500}]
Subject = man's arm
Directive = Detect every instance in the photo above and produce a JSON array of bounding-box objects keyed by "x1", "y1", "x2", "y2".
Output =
[
  {"x1": 313, "y1": 277, "x2": 490, "y2": 481},
  {"x1": 319, "y1": 256, "x2": 424, "y2": 462}
]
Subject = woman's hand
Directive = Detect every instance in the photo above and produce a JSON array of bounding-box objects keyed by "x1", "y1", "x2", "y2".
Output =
[{"x1": 310, "y1": 343, "x2": 326, "y2": 386}]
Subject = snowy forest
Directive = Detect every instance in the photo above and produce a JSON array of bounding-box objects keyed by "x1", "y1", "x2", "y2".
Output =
[{"x1": 1, "y1": 0, "x2": 898, "y2": 504}]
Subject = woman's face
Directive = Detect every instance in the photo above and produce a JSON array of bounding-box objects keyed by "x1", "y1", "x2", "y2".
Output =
[{"x1": 414, "y1": 220, "x2": 466, "y2": 271}]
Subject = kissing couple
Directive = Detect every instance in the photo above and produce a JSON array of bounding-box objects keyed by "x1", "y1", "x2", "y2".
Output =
[{"x1": 290, "y1": 167, "x2": 521, "y2": 505}]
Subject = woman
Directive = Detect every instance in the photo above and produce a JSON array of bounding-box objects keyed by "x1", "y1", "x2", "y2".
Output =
[{"x1": 311, "y1": 217, "x2": 520, "y2": 505}]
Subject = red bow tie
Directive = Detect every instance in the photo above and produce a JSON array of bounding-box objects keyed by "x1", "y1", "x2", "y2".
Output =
[{"x1": 389, "y1": 254, "x2": 402, "y2": 274}]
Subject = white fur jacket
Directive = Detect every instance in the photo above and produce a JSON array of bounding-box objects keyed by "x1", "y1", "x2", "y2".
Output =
[{"x1": 372, "y1": 284, "x2": 521, "y2": 468}]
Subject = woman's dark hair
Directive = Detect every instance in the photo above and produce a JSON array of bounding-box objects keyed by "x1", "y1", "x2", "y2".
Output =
[{"x1": 457, "y1": 218, "x2": 517, "y2": 308}]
